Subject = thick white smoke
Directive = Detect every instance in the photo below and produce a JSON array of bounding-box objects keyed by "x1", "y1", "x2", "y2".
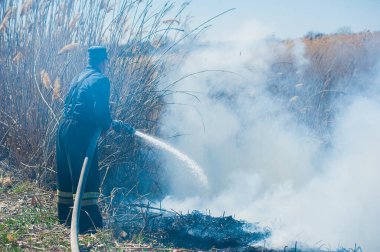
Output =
[{"x1": 159, "y1": 20, "x2": 380, "y2": 251}]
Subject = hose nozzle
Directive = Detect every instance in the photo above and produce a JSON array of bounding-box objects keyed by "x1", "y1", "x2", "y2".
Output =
[{"x1": 112, "y1": 120, "x2": 135, "y2": 135}]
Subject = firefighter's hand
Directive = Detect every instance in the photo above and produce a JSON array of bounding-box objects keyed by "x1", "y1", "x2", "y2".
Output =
[
  {"x1": 112, "y1": 120, "x2": 123, "y2": 133},
  {"x1": 122, "y1": 122, "x2": 136, "y2": 135}
]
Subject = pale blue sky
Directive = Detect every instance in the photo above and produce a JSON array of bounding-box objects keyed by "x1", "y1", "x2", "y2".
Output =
[{"x1": 154, "y1": 0, "x2": 380, "y2": 39}]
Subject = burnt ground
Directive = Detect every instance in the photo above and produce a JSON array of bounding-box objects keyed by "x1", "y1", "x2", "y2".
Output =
[{"x1": 118, "y1": 209, "x2": 271, "y2": 250}]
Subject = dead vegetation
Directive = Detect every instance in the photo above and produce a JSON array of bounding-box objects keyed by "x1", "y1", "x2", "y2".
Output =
[
  {"x1": 0, "y1": 0, "x2": 191, "y2": 196},
  {"x1": 268, "y1": 31, "x2": 380, "y2": 139}
]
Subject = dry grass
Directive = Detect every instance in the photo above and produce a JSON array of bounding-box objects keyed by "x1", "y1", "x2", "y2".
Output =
[
  {"x1": 0, "y1": 179, "x2": 173, "y2": 251},
  {"x1": 53, "y1": 77, "x2": 61, "y2": 99},
  {"x1": 40, "y1": 69, "x2": 52, "y2": 89},
  {"x1": 268, "y1": 31, "x2": 380, "y2": 138},
  {"x1": 0, "y1": 8, "x2": 12, "y2": 32},
  {"x1": 0, "y1": 0, "x2": 189, "y2": 194}
]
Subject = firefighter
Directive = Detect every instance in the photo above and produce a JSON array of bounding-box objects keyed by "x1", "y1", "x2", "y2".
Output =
[{"x1": 56, "y1": 46, "x2": 134, "y2": 233}]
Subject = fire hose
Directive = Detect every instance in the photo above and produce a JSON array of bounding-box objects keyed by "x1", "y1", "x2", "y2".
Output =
[
  {"x1": 70, "y1": 128, "x2": 101, "y2": 252},
  {"x1": 70, "y1": 121, "x2": 135, "y2": 252}
]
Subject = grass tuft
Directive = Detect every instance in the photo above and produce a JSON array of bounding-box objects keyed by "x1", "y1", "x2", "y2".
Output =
[
  {"x1": 57, "y1": 42, "x2": 80, "y2": 55},
  {"x1": 40, "y1": 70, "x2": 51, "y2": 89}
]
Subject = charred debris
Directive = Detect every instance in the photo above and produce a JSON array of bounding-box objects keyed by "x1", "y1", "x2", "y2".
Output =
[{"x1": 105, "y1": 200, "x2": 270, "y2": 250}]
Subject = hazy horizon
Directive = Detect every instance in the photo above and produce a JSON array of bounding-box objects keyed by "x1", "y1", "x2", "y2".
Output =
[{"x1": 154, "y1": 0, "x2": 380, "y2": 40}]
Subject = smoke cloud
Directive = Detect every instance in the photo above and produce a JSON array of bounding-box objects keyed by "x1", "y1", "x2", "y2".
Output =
[{"x1": 159, "y1": 20, "x2": 380, "y2": 251}]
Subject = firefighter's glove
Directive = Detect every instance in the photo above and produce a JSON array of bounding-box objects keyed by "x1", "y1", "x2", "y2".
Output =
[
  {"x1": 122, "y1": 122, "x2": 136, "y2": 135},
  {"x1": 112, "y1": 120, "x2": 135, "y2": 135}
]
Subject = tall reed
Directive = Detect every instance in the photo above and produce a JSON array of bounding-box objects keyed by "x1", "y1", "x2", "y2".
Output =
[
  {"x1": 268, "y1": 32, "x2": 380, "y2": 140},
  {"x1": 0, "y1": 0, "x2": 192, "y2": 198}
]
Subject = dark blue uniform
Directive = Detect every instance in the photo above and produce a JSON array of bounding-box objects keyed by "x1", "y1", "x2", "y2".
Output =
[{"x1": 56, "y1": 65, "x2": 112, "y2": 233}]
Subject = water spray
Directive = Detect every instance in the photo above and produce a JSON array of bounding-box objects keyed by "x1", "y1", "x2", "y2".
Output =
[{"x1": 135, "y1": 130, "x2": 208, "y2": 187}]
